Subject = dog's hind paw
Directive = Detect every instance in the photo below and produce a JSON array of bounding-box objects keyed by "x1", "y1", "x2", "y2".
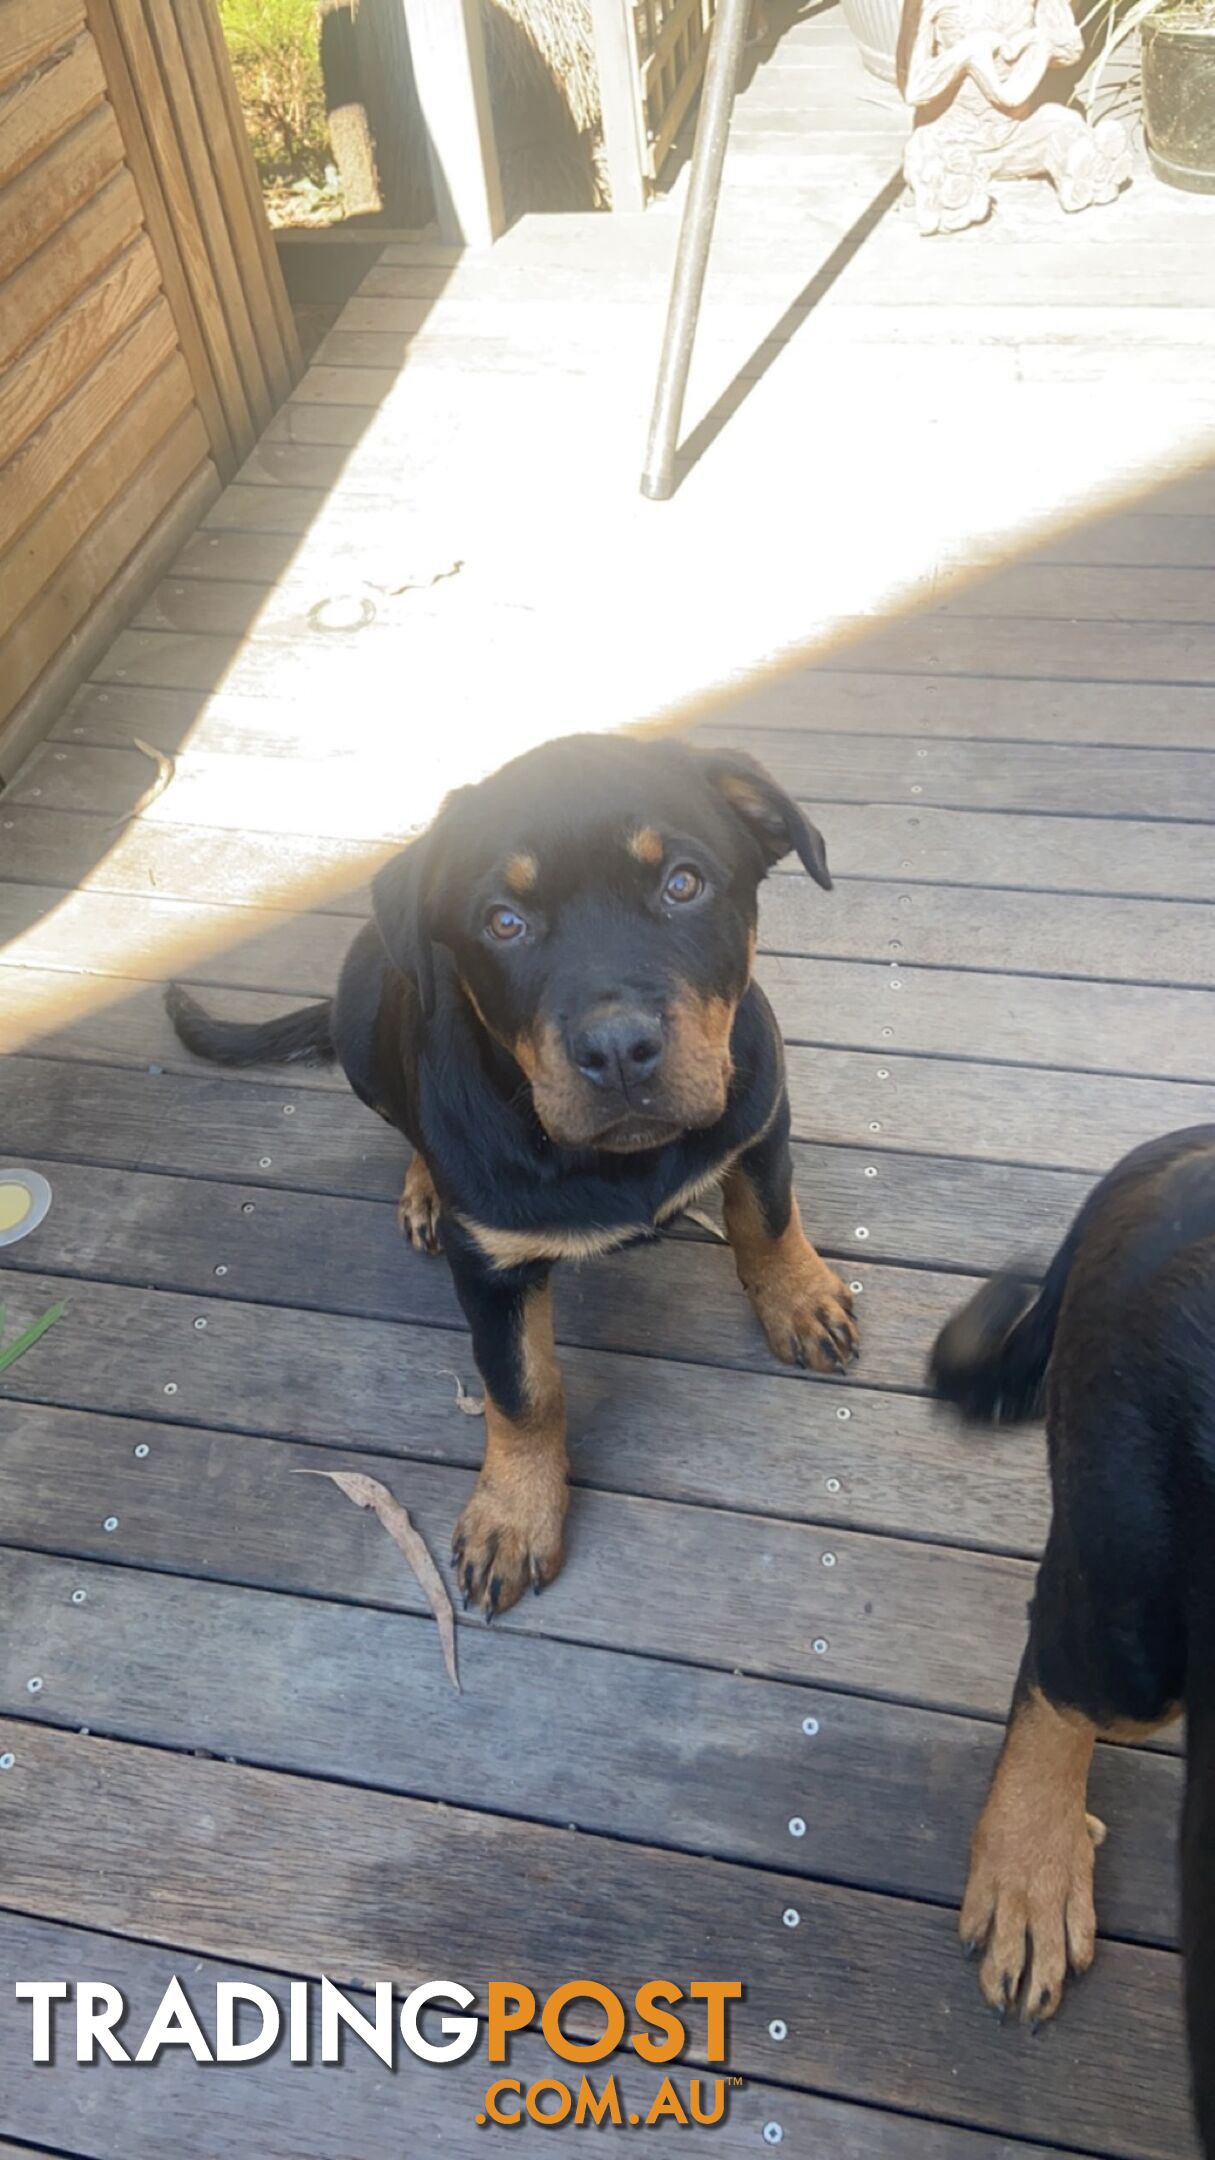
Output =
[
  {"x1": 960, "y1": 1779, "x2": 1102, "y2": 2024},
  {"x1": 398, "y1": 1154, "x2": 442, "y2": 1254}
]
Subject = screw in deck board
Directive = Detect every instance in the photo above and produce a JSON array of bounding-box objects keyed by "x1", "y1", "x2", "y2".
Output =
[{"x1": 639, "y1": 0, "x2": 753, "y2": 500}]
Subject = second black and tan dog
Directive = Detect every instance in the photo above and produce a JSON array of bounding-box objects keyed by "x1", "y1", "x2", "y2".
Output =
[
  {"x1": 167, "y1": 732, "x2": 858, "y2": 1615},
  {"x1": 932, "y1": 1126, "x2": 1215, "y2": 2153}
]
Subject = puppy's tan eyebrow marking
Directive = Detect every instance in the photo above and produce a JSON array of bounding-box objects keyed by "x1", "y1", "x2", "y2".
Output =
[
  {"x1": 628, "y1": 826, "x2": 664, "y2": 866},
  {"x1": 504, "y1": 852, "x2": 538, "y2": 895}
]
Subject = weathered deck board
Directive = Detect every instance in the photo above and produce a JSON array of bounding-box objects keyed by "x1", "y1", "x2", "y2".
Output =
[
  {"x1": 0, "y1": 1914, "x2": 1108, "y2": 2160},
  {"x1": 0, "y1": 1345, "x2": 1050, "y2": 1558},
  {"x1": 3, "y1": 865, "x2": 1214, "y2": 1010},
  {"x1": 11, "y1": 791, "x2": 1215, "y2": 943},
  {"x1": 684, "y1": 668, "x2": 1215, "y2": 746},
  {"x1": 0, "y1": 1062, "x2": 1102, "y2": 1259},
  {"x1": 5, "y1": 999, "x2": 1212, "y2": 1169},
  {"x1": 20, "y1": 717, "x2": 1215, "y2": 823},
  {"x1": 152, "y1": 510, "x2": 1215, "y2": 610},
  {"x1": 0, "y1": 1201, "x2": 965, "y2": 1391},
  {"x1": 0, "y1": 1725, "x2": 1195, "y2": 2158},
  {"x1": 41, "y1": 661, "x2": 1215, "y2": 759},
  {"x1": 5, "y1": 943, "x2": 1213, "y2": 1085},
  {"x1": 0, "y1": 1546, "x2": 1181, "y2": 1943},
  {"x1": 11, "y1": 784, "x2": 1215, "y2": 909}
]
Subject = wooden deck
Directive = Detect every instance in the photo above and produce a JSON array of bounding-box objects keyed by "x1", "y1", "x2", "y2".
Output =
[{"x1": 3, "y1": 6, "x2": 1215, "y2": 2153}]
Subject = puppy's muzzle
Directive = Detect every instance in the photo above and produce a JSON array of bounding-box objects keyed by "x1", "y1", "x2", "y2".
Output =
[{"x1": 568, "y1": 1005, "x2": 665, "y2": 1096}]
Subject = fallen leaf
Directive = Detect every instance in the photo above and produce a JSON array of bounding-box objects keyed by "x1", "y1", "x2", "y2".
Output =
[
  {"x1": 376, "y1": 559, "x2": 463, "y2": 596},
  {"x1": 0, "y1": 1301, "x2": 66, "y2": 1374},
  {"x1": 684, "y1": 1207, "x2": 727, "y2": 1242},
  {"x1": 292, "y1": 1468, "x2": 459, "y2": 1690},
  {"x1": 106, "y1": 738, "x2": 176, "y2": 833},
  {"x1": 441, "y1": 1368, "x2": 485, "y2": 1416}
]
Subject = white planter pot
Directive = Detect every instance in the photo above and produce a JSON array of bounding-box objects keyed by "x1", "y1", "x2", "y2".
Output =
[{"x1": 839, "y1": 0, "x2": 906, "y2": 82}]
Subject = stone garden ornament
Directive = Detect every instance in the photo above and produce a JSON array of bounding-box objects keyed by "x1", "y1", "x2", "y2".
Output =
[{"x1": 898, "y1": 0, "x2": 1133, "y2": 231}]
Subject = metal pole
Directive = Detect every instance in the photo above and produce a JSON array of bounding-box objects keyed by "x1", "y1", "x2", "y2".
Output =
[{"x1": 640, "y1": 0, "x2": 753, "y2": 501}]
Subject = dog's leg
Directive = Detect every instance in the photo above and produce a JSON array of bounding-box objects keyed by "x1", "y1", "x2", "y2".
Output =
[
  {"x1": 397, "y1": 1152, "x2": 442, "y2": 1253},
  {"x1": 446, "y1": 1243, "x2": 567, "y2": 1618},
  {"x1": 962, "y1": 1616, "x2": 1180, "y2": 2023},
  {"x1": 723, "y1": 1105, "x2": 858, "y2": 1372},
  {"x1": 961, "y1": 1654, "x2": 1106, "y2": 2024}
]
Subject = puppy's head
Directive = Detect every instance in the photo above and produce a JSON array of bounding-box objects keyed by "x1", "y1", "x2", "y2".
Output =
[{"x1": 373, "y1": 734, "x2": 830, "y2": 1152}]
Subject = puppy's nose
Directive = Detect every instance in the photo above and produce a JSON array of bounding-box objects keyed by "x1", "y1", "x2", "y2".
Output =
[{"x1": 571, "y1": 1009, "x2": 664, "y2": 1090}]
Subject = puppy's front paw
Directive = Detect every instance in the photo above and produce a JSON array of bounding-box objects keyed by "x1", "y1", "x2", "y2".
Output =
[
  {"x1": 452, "y1": 1469, "x2": 567, "y2": 1618},
  {"x1": 749, "y1": 1260, "x2": 859, "y2": 1374},
  {"x1": 397, "y1": 1154, "x2": 442, "y2": 1254},
  {"x1": 960, "y1": 1796, "x2": 1104, "y2": 2023}
]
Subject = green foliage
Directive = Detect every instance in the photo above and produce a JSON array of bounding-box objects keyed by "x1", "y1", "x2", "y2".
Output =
[{"x1": 220, "y1": 0, "x2": 328, "y2": 184}]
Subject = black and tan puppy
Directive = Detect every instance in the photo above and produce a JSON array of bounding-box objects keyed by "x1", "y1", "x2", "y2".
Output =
[
  {"x1": 167, "y1": 733, "x2": 858, "y2": 1616},
  {"x1": 931, "y1": 1126, "x2": 1215, "y2": 2153}
]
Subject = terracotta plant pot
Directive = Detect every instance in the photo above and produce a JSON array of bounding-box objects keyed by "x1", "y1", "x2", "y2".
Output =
[
  {"x1": 1142, "y1": 11, "x2": 1215, "y2": 191},
  {"x1": 839, "y1": 0, "x2": 906, "y2": 81}
]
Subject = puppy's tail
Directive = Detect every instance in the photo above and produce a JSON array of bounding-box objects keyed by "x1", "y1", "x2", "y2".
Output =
[
  {"x1": 164, "y1": 983, "x2": 335, "y2": 1068},
  {"x1": 929, "y1": 1232, "x2": 1078, "y2": 1426}
]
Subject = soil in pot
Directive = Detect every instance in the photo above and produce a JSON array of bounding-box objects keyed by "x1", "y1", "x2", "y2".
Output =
[{"x1": 1142, "y1": 1, "x2": 1215, "y2": 192}]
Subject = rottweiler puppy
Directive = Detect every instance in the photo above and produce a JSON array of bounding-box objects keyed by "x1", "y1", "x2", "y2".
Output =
[
  {"x1": 166, "y1": 732, "x2": 858, "y2": 1616},
  {"x1": 930, "y1": 1126, "x2": 1215, "y2": 2151}
]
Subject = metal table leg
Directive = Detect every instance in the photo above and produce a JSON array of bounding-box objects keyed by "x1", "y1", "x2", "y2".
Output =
[{"x1": 640, "y1": 0, "x2": 754, "y2": 501}]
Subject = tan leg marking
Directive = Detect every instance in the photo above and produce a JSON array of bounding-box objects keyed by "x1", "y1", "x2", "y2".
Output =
[
  {"x1": 397, "y1": 1153, "x2": 442, "y2": 1254},
  {"x1": 961, "y1": 1686, "x2": 1106, "y2": 2023},
  {"x1": 452, "y1": 1283, "x2": 568, "y2": 1618},
  {"x1": 723, "y1": 1169, "x2": 858, "y2": 1373}
]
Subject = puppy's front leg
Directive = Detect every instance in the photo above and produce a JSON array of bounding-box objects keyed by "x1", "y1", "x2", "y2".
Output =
[
  {"x1": 723, "y1": 1106, "x2": 858, "y2": 1373},
  {"x1": 446, "y1": 1237, "x2": 568, "y2": 1617}
]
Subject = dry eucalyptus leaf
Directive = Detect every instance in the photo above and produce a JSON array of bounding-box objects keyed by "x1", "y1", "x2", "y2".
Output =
[
  {"x1": 684, "y1": 1207, "x2": 727, "y2": 1242},
  {"x1": 442, "y1": 1369, "x2": 486, "y2": 1416},
  {"x1": 107, "y1": 737, "x2": 176, "y2": 833},
  {"x1": 292, "y1": 1468, "x2": 459, "y2": 1691}
]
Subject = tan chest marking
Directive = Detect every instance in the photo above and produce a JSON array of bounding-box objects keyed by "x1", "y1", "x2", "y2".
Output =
[{"x1": 456, "y1": 1118, "x2": 775, "y2": 1271}]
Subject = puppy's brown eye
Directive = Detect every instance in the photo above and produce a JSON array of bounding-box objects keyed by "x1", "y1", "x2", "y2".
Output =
[
  {"x1": 663, "y1": 865, "x2": 704, "y2": 905},
  {"x1": 486, "y1": 904, "x2": 527, "y2": 941}
]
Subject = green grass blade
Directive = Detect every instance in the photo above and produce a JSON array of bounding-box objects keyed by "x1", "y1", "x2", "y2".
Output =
[{"x1": 0, "y1": 1301, "x2": 67, "y2": 1375}]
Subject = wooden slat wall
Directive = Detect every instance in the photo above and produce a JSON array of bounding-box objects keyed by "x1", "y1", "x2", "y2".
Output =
[
  {"x1": 635, "y1": 0, "x2": 716, "y2": 179},
  {"x1": 0, "y1": 0, "x2": 300, "y2": 777}
]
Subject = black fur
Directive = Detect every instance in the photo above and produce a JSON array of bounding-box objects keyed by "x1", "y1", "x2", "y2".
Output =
[
  {"x1": 164, "y1": 732, "x2": 841, "y2": 1609},
  {"x1": 932, "y1": 1124, "x2": 1215, "y2": 2150},
  {"x1": 164, "y1": 982, "x2": 334, "y2": 1067}
]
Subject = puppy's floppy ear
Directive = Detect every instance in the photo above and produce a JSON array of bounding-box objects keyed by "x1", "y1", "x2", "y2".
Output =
[
  {"x1": 698, "y1": 747, "x2": 832, "y2": 890},
  {"x1": 371, "y1": 831, "x2": 436, "y2": 1017}
]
